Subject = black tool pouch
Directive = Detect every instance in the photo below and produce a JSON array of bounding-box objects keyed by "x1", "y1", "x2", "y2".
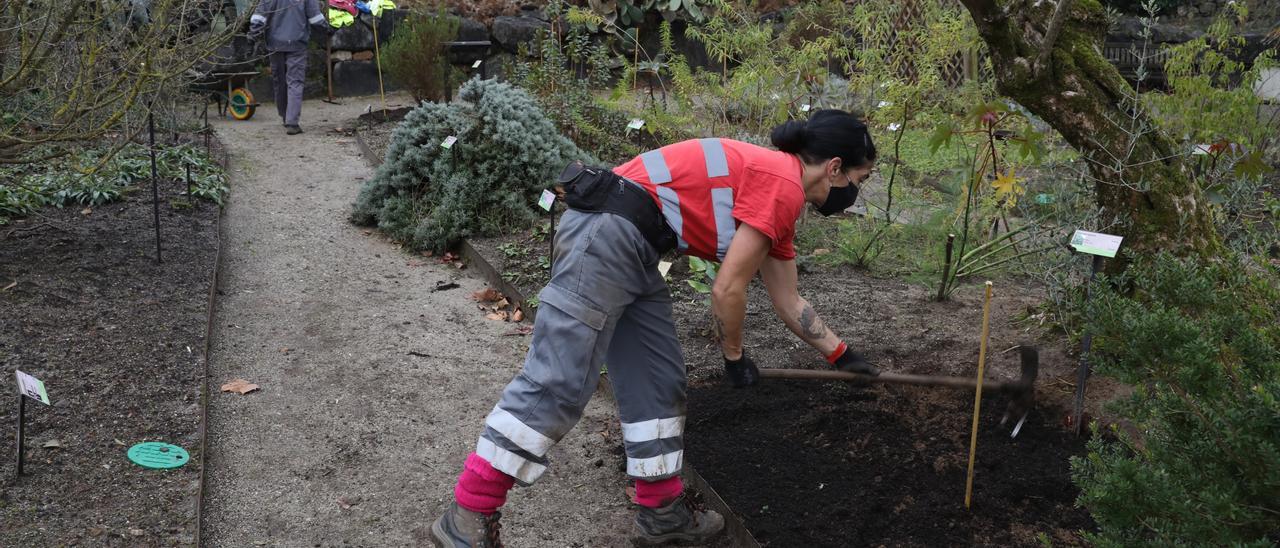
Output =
[{"x1": 556, "y1": 161, "x2": 677, "y2": 254}]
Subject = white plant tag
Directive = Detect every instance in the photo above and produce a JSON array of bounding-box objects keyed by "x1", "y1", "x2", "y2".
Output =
[
  {"x1": 441, "y1": 135, "x2": 457, "y2": 149},
  {"x1": 1069, "y1": 230, "x2": 1123, "y2": 258},
  {"x1": 538, "y1": 189, "x2": 555, "y2": 211},
  {"x1": 472, "y1": 60, "x2": 483, "y2": 69},
  {"x1": 15, "y1": 371, "x2": 50, "y2": 405},
  {"x1": 627, "y1": 119, "x2": 645, "y2": 130}
]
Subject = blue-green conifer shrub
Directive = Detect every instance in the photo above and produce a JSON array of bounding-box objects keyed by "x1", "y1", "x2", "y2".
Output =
[{"x1": 352, "y1": 78, "x2": 592, "y2": 251}]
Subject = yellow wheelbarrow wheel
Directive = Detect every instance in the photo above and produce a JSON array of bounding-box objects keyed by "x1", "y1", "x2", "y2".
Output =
[{"x1": 228, "y1": 87, "x2": 256, "y2": 121}]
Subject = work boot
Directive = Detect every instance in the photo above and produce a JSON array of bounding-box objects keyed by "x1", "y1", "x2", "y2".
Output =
[
  {"x1": 430, "y1": 502, "x2": 504, "y2": 548},
  {"x1": 632, "y1": 494, "x2": 725, "y2": 546},
  {"x1": 285, "y1": 125, "x2": 303, "y2": 135}
]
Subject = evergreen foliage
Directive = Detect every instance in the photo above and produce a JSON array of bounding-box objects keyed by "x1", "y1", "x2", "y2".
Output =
[
  {"x1": 1071, "y1": 253, "x2": 1280, "y2": 546},
  {"x1": 351, "y1": 78, "x2": 592, "y2": 252},
  {"x1": 382, "y1": 9, "x2": 460, "y2": 102}
]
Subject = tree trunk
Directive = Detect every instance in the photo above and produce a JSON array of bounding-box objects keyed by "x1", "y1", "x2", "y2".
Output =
[{"x1": 958, "y1": 0, "x2": 1220, "y2": 267}]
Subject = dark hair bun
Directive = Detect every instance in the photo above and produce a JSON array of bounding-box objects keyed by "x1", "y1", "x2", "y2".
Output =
[{"x1": 770, "y1": 120, "x2": 808, "y2": 153}]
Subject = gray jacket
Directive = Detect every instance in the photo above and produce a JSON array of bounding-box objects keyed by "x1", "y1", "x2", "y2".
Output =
[{"x1": 249, "y1": 0, "x2": 327, "y2": 52}]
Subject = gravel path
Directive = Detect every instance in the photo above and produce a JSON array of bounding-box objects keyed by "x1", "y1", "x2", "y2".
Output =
[{"x1": 202, "y1": 96, "x2": 635, "y2": 547}]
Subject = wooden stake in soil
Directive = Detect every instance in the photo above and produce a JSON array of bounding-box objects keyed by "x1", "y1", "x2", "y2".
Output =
[
  {"x1": 964, "y1": 281, "x2": 994, "y2": 509},
  {"x1": 148, "y1": 112, "x2": 163, "y2": 264},
  {"x1": 371, "y1": 15, "x2": 387, "y2": 117}
]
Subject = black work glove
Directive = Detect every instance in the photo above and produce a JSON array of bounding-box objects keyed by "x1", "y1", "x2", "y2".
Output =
[
  {"x1": 832, "y1": 346, "x2": 880, "y2": 376},
  {"x1": 724, "y1": 352, "x2": 759, "y2": 388}
]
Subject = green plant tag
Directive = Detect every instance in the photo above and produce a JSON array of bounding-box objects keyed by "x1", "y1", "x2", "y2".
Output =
[
  {"x1": 1069, "y1": 230, "x2": 1123, "y2": 258},
  {"x1": 1034, "y1": 193, "x2": 1055, "y2": 205},
  {"x1": 441, "y1": 136, "x2": 457, "y2": 149},
  {"x1": 538, "y1": 189, "x2": 555, "y2": 211},
  {"x1": 127, "y1": 442, "x2": 189, "y2": 469},
  {"x1": 14, "y1": 370, "x2": 50, "y2": 405}
]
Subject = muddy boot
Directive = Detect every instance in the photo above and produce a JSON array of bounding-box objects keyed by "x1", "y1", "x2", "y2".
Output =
[
  {"x1": 430, "y1": 502, "x2": 504, "y2": 548},
  {"x1": 631, "y1": 494, "x2": 724, "y2": 546}
]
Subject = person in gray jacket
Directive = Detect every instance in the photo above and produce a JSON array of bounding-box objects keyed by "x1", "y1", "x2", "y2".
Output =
[{"x1": 249, "y1": 0, "x2": 328, "y2": 135}]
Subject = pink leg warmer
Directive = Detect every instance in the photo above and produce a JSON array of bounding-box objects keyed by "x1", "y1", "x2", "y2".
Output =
[
  {"x1": 454, "y1": 453, "x2": 516, "y2": 515},
  {"x1": 634, "y1": 476, "x2": 684, "y2": 508}
]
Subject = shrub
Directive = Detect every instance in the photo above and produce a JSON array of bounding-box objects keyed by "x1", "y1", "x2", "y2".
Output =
[
  {"x1": 381, "y1": 9, "x2": 459, "y2": 102},
  {"x1": 351, "y1": 78, "x2": 592, "y2": 251},
  {"x1": 1071, "y1": 253, "x2": 1280, "y2": 546}
]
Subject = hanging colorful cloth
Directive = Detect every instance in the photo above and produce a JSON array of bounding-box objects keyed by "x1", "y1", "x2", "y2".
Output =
[
  {"x1": 367, "y1": 0, "x2": 396, "y2": 18},
  {"x1": 327, "y1": 8, "x2": 354, "y2": 28},
  {"x1": 329, "y1": 0, "x2": 358, "y2": 15}
]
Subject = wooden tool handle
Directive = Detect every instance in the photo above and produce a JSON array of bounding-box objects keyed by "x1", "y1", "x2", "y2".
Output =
[{"x1": 758, "y1": 368, "x2": 1016, "y2": 392}]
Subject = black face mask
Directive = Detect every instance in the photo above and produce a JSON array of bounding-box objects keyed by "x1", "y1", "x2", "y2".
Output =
[{"x1": 816, "y1": 184, "x2": 859, "y2": 216}]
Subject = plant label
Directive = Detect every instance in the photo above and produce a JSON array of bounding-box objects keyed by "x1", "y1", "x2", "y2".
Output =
[
  {"x1": 441, "y1": 136, "x2": 457, "y2": 149},
  {"x1": 627, "y1": 119, "x2": 645, "y2": 130},
  {"x1": 472, "y1": 60, "x2": 482, "y2": 69},
  {"x1": 1191, "y1": 144, "x2": 1211, "y2": 155},
  {"x1": 878, "y1": 101, "x2": 891, "y2": 108},
  {"x1": 14, "y1": 371, "x2": 50, "y2": 405},
  {"x1": 887, "y1": 123, "x2": 901, "y2": 132},
  {"x1": 538, "y1": 189, "x2": 556, "y2": 211},
  {"x1": 657, "y1": 260, "x2": 673, "y2": 278},
  {"x1": 1069, "y1": 230, "x2": 1123, "y2": 258},
  {"x1": 800, "y1": 104, "x2": 811, "y2": 112}
]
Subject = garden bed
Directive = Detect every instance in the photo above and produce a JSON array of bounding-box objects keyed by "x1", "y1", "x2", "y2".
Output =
[
  {"x1": 0, "y1": 180, "x2": 220, "y2": 545},
  {"x1": 464, "y1": 223, "x2": 1110, "y2": 545}
]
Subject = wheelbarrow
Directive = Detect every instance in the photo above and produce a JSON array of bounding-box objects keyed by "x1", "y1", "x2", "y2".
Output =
[{"x1": 188, "y1": 34, "x2": 265, "y2": 121}]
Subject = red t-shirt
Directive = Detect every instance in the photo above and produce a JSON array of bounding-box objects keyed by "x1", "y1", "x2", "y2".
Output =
[{"x1": 613, "y1": 139, "x2": 806, "y2": 261}]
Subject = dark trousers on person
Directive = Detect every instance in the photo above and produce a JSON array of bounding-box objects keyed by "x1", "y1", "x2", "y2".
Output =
[{"x1": 270, "y1": 50, "x2": 307, "y2": 127}]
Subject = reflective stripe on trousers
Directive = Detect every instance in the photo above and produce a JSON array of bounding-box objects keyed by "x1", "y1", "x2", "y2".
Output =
[{"x1": 477, "y1": 210, "x2": 687, "y2": 485}]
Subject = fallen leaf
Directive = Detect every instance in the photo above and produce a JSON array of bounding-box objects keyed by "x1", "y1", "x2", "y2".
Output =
[
  {"x1": 88, "y1": 527, "x2": 105, "y2": 537},
  {"x1": 495, "y1": 298, "x2": 510, "y2": 309},
  {"x1": 43, "y1": 439, "x2": 63, "y2": 449},
  {"x1": 220, "y1": 378, "x2": 260, "y2": 395},
  {"x1": 337, "y1": 495, "x2": 362, "y2": 509},
  {"x1": 280, "y1": 347, "x2": 290, "y2": 353},
  {"x1": 2, "y1": 280, "x2": 15, "y2": 291},
  {"x1": 454, "y1": 262, "x2": 465, "y2": 269},
  {"x1": 472, "y1": 288, "x2": 503, "y2": 302},
  {"x1": 485, "y1": 311, "x2": 509, "y2": 321},
  {"x1": 114, "y1": 439, "x2": 126, "y2": 446},
  {"x1": 511, "y1": 308, "x2": 524, "y2": 322},
  {"x1": 361, "y1": 230, "x2": 372, "y2": 236},
  {"x1": 81, "y1": 208, "x2": 92, "y2": 215}
]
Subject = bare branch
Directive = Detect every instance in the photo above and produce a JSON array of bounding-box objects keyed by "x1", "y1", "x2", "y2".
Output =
[{"x1": 1035, "y1": 0, "x2": 1075, "y2": 76}]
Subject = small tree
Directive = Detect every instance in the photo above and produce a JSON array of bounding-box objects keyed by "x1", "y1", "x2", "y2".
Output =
[{"x1": 382, "y1": 9, "x2": 459, "y2": 102}]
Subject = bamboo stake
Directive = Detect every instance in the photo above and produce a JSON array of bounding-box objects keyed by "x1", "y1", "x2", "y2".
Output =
[
  {"x1": 371, "y1": 13, "x2": 387, "y2": 117},
  {"x1": 964, "y1": 281, "x2": 994, "y2": 509}
]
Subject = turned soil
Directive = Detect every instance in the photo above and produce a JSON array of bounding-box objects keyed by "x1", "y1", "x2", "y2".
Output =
[
  {"x1": 0, "y1": 182, "x2": 219, "y2": 545},
  {"x1": 470, "y1": 225, "x2": 1112, "y2": 546}
]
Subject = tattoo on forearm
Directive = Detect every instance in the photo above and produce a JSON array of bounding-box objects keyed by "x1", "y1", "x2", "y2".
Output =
[
  {"x1": 712, "y1": 314, "x2": 726, "y2": 341},
  {"x1": 798, "y1": 304, "x2": 828, "y2": 340}
]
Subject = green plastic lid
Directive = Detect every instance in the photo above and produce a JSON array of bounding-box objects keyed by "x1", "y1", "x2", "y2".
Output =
[{"x1": 127, "y1": 442, "x2": 190, "y2": 469}]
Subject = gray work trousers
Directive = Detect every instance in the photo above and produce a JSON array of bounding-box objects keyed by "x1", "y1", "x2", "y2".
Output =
[
  {"x1": 270, "y1": 50, "x2": 307, "y2": 126},
  {"x1": 476, "y1": 209, "x2": 686, "y2": 485}
]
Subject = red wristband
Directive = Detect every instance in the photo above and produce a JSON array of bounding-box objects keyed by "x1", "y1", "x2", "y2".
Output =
[{"x1": 826, "y1": 341, "x2": 848, "y2": 365}]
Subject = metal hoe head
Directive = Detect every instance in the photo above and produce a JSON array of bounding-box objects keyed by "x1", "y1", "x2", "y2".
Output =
[{"x1": 999, "y1": 345, "x2": 1039, "y2": 438}]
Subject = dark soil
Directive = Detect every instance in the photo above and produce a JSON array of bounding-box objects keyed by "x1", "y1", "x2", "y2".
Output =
[
  {"x1": 678, "y1": 271, "x2": 1104, "y2": 546},
  {"x1": 0, "y1": 181, "x2": 219, "y2": 545},
  {"x1": 469, "y1": 225, "x2": 1115, "y2": 546}
]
